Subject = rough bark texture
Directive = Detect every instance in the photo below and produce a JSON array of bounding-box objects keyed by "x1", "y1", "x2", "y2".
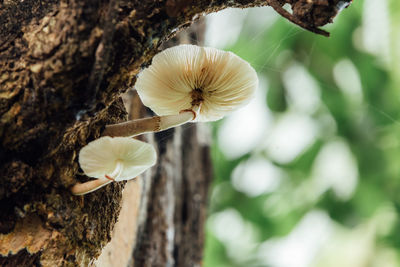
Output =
[{"x1": 0, "y1": 0, "x2": 352, "y2": 266}]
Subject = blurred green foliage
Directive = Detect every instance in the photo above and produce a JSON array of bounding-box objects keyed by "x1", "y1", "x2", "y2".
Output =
[{"x1": 204, "y1": 1, "x2": 400, "y2": 266}]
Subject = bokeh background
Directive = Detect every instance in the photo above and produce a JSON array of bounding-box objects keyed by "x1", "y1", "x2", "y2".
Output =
[{"x1": 201, "y1": 0, "x2": 400, "y2": 266}]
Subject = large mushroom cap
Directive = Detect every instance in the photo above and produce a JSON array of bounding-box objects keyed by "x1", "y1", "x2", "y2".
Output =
[
  {"x1": 79, "y1": 136, "x2": 156, "y2": 181},
  {"x1": 135, "y1": 44, "x2": 258, "y2": 122}
]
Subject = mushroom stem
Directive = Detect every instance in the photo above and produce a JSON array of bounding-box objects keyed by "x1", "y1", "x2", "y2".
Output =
[
  {"x1": 71, "y1": 161, "x2": 123, "y2": 195},
  {"x1": 70, "y1": 178, "x2": 112, "y2": 196},
  {"x1": 102, "y1": 108, "x2": 197, "y2": 137}
]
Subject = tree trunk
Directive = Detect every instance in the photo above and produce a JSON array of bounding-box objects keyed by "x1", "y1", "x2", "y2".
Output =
[{"x1": 0, "y1": 0, "x2": 351, "y2": 266}]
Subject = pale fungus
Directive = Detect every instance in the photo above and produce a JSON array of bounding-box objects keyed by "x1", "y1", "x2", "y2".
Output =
[
  {"x1": 71, "y1": 136, "x2": 157, "y2": 195},
  {"x1": 73, "y1": 45, "x2": 257, "y2": 194},
  {"x1": 102, "y1": 44, "x2": 258, "y2": 137}
]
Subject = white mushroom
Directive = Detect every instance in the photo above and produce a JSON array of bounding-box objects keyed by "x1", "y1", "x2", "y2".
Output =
[
  {"x1": 70, "y1": 136, "x2": 157, "y2": 195},
  {"x1": 102, "y1": 44, "x2": 258, "y2": 137}
]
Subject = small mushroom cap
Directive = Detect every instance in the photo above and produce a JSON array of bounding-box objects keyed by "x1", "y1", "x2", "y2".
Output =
[
  {"x1": 79, "y1": 137, "x2": 156, "y2": 181},
  {"x1": 135, "y1": 44, "x2": 258, "y2": 122}
]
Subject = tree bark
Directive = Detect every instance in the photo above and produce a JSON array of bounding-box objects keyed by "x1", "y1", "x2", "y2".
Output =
[{"x1": 0, "y1": 0, "x2": 352, "y2": 266}]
